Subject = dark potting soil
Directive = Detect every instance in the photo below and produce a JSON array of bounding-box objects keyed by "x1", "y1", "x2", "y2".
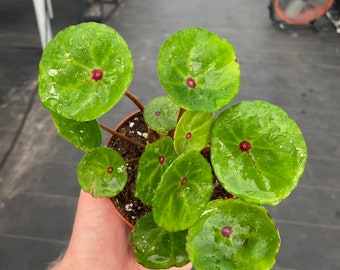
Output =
[
  {"x1": 108, "y1": 112, "x2": 233, "y2": 226},
  {"x1": 108, "y1": 112, "x2": 151, "y2": 226}
]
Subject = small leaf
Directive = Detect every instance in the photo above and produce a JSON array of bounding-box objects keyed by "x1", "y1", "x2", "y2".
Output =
[
  {"x1": 153, "y1": 151, "x2": 213, "y2": 232},
  {"x1": 77, "y1": 147, "x2": 127, "y2": 197},
  {"x1": 131, "y1": 213, "x2": 189, "y2": 269},
  {"x1": 187, "y1": 199, "x2": 280, "y2": 270},
  {"x1": 143, "y1": 96, "x2": 180, "y2": 134},
  {"x1": 135, "y1": 136, "x2": 177, "y2": 205},
  {"x1": 38, "y1": 22, "x2": 134, "y2": 121},
  {"x1": 51, "y1": 112, "x2": 102, "y2": 152},
  {"x1": 211, "y1": 100, "x2": 308, "y2": 205},
  {"x1": 174, "y1": 111, "x2": 214, "y2": 154},
  {"x1": 158, "y1": 27, "x2": 240, "y2": 112}
]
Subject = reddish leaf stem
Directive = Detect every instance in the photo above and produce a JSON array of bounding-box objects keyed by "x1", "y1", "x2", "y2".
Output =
[
  {"x1": 99, "y1": 122, "x2": 145, "y2": 149},
  {"x1": 177, "y1": 108, "x2": 186, "y2": 123},
  {"x1": 125, "y1": 90, "x2": 144, "y2": 112}
]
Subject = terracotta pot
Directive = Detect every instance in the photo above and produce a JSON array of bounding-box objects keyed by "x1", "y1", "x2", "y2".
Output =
[
  {"x1": 106, "y1": 110, "x2": 142, "y2": 229},
  {"x1": 110, "y1": 199, "x2": 134, "y2": 229}
]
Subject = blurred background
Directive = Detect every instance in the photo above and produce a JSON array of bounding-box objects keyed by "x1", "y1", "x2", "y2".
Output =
[{"x1": 0, "y1": 0, "x2": 339, "y2": 269}]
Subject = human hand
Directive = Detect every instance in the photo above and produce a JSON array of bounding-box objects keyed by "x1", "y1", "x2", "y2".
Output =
[{"x1": 50, "y1": 190, "x2": 192, "y2": 270}]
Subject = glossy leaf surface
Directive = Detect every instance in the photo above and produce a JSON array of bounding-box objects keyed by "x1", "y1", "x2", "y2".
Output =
[
  {"x1": 131, "y1": 213, "x2": 189, "y2": 269},
  {"x1": 158, "y1": 27, "x2": 240, "y2": 112},
  {"x1": 135, "y1": 136, "x2": 177, "y2": 206},
  {"x1": 187, "y1": 199, "x2": 280, "y2": 270},
  {"x1": 174, "y1": 111, "x2": 213, "y2": 154},
  {"x1": 77, "y1": 147, "x2": 127, "y2": 197},
  {"x1": 39, "y1": 22, "x2": 133, "y2": 121},
  {"x1": 153, "y1": 151, "x2": 213, "y2": 232},
  {"x1": 143, "y1": 96, "x2": 180, "y2": 134},
  {"x1": 51, "y1": 112, "x2": 102, "y2": 152},
  {"x1": 211, "y1": 100, "x2": 308, "y2": 205}
]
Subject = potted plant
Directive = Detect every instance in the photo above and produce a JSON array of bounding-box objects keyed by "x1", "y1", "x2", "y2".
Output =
[{"x1": 38, "y1": 22, "x2": 308, "y2": 270}]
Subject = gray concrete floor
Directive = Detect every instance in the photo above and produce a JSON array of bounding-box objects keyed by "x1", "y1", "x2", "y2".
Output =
[{"x1": 1, "y1": 0, "x2": 340, "y2": 269}]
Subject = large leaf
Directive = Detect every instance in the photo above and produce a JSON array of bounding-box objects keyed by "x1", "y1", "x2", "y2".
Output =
[
  {"x1": 153, "y1": 151, "x2": 213, "y2": 232},
  {"x1": 187, "y1": 199, "x2": 280, "y2": 270},
  {"x1": 77, "y1": 147, "x2": 127, "y2": 197},
  {"x1": 131, "y1": 213, "x2": 189, "y2": 269},
  {"x1": 143, "y1": 96, "x2": 180, "y2": 134},
  {"x1": 211, "y1": 100, "x2": 308, "y2": 205},
  {"x1": 51, "y1": 112, "x2": 102, "y2": 152},
  {"x1": 39, "y1": 22, "x2": 133, "y2": 121},
  {"x1": 158, "y1": 27, "x2": 240, "y2": 112},
  {"x1": 174, "y1": 111, "x2": 214, "y2": 154},
  {"x1": 135, "y1": 136, "x2": 177, "y2": 206}
]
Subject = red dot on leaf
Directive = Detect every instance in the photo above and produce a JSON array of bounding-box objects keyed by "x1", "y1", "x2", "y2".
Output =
[
  {"x1": 159, "y1": 156, "x2": 165, "y2": 164},
  {"x1": 186, "y1": 77, "x2": 196, "y2": 88},
  {"x1": 107, "y1": 167, "x2": 114, "y2": 174},
  {"x1": 92, "y1": 69, "x2": 103, "y2": 82},
  {"x1": 221, "y1": 226, "x2": 233, "y2": 238},
  {"x1": 186, "y1": 132, "x2": 192, "y2": 139},
  {"x1": 155, "y1": 111, "x2": 161, "y2": 116},
  {"x1": 181, "y1": 177, "x2": 188, "y2": 186},
  {"x1": 239, "y1": 140, "x2": 251, "y2": 153}
]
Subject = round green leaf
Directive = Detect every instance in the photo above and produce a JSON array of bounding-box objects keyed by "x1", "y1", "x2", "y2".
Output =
[
  {"x1": 143, "y1": 96, "x2": 180, "y2": 134},
  {"x1": 77, "y1": 147, "x2": 127, "y2": 197},
  {"x1": 153, "y1": 151, "x2": 213, "y2": 232},
  {"x1": 158, "y1": 27, "x2": 240, "y2": 112},
  {"x1": 174, "y1": 111, "x2": 214, "y2": 154},
  {"x1": 187, "y1": 199, "x2": 280, "y2": 270},
  {"x1": 38, "y1": 22, "x2": 133, "y2": 121},
  {"x1": 131, "y1": 213, "x2": 189, "y2": 269},
  {"x1": 51, "y1": 112, "x2": 102, "y2": 152},
  {"x1": 135, "y1": 136, "x2": 177, "y2": 206},
  {"x1": 211, "y1": 100, "x2": 308, "y2": 205}
]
